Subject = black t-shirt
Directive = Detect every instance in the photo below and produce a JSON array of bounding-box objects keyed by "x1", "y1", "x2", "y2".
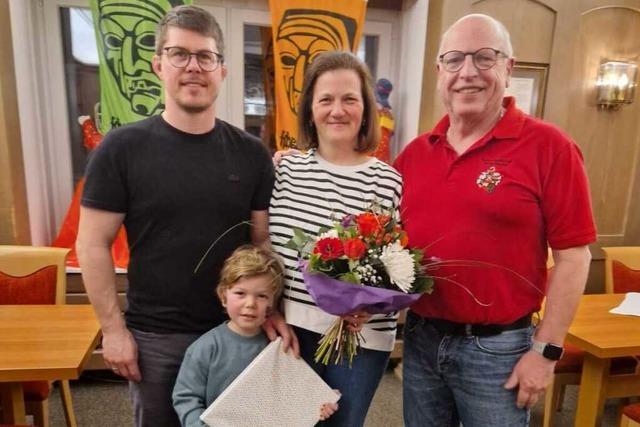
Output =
[{"x1": 82, "y1": 115, "x2": 274, "y2": 333}]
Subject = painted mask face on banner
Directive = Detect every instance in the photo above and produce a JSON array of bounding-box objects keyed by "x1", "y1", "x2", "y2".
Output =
[
  {"x1": 97, "y1": 0, "x2": 169, "y2": 116},
  {"x1": 276, "y1": 9, "x2": 357, "y2": 113}
]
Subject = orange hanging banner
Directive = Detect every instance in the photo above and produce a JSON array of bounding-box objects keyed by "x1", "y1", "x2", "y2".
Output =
[{"x1": 269, "y1": 0, "x2": 368, "y2": 150}]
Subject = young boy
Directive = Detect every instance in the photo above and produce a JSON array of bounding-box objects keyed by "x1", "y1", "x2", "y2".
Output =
[{"x1": 172, "y1": 245, "x2": 337, "y2": 426}]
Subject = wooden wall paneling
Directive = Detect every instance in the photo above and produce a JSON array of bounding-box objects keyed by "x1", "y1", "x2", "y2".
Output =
[
  {"x1": 470, "y1": 0, "x2": 556, "y2": 63},
  {"x1": 536, "y1": 1, "x2": 577, "y2": 130},
  {"x1": 417, "y1": 0, "x2": 444, "y2": 134},
  {"x1": 566, "y1": 6, "x2": 640, "y2": 246},
  {"x1": 586, "y1": 247, "x2": 605, "y2": 294},
  {"x1": 0, "y1": 0, "x2": 30, "y2": 245},
  {"x1": 625, "y1": 145, "x2": 640, "y2": 245},
  {"x1": 418, "y1": 0, "x2": 562, "y2": 132}
]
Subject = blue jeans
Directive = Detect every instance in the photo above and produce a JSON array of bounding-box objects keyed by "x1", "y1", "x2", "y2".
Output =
[
  {"x1": 402, "y1": 311, "x2": 534, "y2": 427},
  {"x1": 294, "y1": 326, "x2": 390, "y2": 427}
]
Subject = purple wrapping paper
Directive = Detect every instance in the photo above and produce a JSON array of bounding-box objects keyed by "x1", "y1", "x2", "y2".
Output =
[{"x1": 302, "y1": 269, "x2": 422, "y2": 316}]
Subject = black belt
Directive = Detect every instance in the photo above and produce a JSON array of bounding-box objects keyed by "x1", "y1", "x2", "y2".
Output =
[{"x1": 424, "y1": 313, "x2": 532, "y2": 337}]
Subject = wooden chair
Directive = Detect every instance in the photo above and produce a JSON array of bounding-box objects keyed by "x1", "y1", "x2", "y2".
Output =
[
  {"x1": 601, "y1": 247, "x2": 640, "y2": 370},
  {"x1": 621, "y1": 403, "x2": 640, "y2": 427},
  {"x1": 0, "y1": 246, "x2": 77, "y2": 427},
  {"x1": 602, "y1": 246, "x2": 640, "y2": 294},
  {"x1": 602, "y1": 247, "x2": 640, "y2": 427}
]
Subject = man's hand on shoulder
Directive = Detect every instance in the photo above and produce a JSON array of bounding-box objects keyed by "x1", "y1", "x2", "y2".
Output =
[
  {"x1": 272, "y1": 148, "x2": 301, "y2": 166},
  {"x1": 504, "y1": 350, "x2": 556, "y2": 409}
]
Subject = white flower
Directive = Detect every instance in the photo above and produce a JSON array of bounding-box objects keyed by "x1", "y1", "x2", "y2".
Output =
[
  {"x1": 379, "y1": 241, "x2": 416, "y2": 293},
  {"x1": 318, "y1": 229, "x2": 339, "y2": 240}
]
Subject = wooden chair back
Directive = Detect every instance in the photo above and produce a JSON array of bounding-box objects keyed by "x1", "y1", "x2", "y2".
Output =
[
  {"x1": 0, "y1": 246, "x2": 70, "y2": 305},
  {"x1": 601, "y1": 246, "x2": 640, "y2": 294}
]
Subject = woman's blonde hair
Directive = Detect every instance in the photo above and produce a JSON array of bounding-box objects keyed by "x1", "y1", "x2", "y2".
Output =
[
  {"x1": 216, "y1": 245, "x2": 285, "y2": 303},
  {"x1": 297, "y1": 51, "x2": 380, "y2": 153}
]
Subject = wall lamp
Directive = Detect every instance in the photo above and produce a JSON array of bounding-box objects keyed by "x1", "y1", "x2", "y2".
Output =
[{"x1": 596, "y1": 60, "x2": 638, "y2": 110}]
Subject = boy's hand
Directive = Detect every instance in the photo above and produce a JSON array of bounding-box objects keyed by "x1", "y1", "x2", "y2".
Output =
[{"x1": 319, "y1": 402, "x2": 339, "y2": 420}]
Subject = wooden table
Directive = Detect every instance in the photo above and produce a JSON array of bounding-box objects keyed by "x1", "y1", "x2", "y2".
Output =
[
  {"x1": 565, "y1": 293, "x2": 640, "y2": 426},
  {"x1": 0, "y1": 305, "x2": 101, "y2": 424}
]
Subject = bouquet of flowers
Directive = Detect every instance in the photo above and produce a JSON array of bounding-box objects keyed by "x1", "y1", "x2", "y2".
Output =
[{"x1": 286, "y1": 203, "x2": 434, "y2": 366}]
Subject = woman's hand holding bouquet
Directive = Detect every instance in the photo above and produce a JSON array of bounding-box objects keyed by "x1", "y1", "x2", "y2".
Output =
[{"x1": 286, "y1": 203, "x2": 434, "y2": 366}]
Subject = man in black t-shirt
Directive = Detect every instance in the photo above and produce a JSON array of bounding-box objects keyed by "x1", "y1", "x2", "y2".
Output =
[{"x1": 77, "y1": 6, "x2": 297, "y2": 427}]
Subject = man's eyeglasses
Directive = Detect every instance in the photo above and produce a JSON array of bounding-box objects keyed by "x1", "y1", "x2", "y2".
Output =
[
  {"x1": 162, "y1": 46, "x2": 224, "y2": 72},
  {"x1": 438, "y1": 48, "x2": 508, "y2": 73}
]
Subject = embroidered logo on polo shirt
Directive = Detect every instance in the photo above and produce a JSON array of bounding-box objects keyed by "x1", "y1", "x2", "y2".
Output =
[
  {"x1": 482, "y1": 158, "x2": 511, "y2": 166},
  {"x1": 476, "y1": 166, "x2": 502, "y2": 193}
]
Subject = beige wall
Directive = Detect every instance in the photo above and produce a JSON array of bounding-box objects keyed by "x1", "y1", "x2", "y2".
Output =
[
  {"x1": 0, "y1": 0, "x2": 30, "y2": 245},
  {"x1": 419, "y1": 0, "x2": 640, "y2": 293}
]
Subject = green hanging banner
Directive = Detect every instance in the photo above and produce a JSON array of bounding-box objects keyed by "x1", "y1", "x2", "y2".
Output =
[{"x1": 90, "y1": 0, "x2": 192, "y2": 134}]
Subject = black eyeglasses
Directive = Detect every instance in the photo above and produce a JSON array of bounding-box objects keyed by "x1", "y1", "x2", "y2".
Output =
[
  {"x1": 162, "y1": 46, "x2": 224, "y2": 72},
  {"x1": 438, "y1": 48, "x2": 508, "y2": 72}
]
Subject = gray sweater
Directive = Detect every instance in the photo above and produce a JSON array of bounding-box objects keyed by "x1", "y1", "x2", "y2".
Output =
[{"x1": 173, "y1": 322, "x2": 269, "y2": 427}]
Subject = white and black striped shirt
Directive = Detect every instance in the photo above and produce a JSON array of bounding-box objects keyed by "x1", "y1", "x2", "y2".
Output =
[{"x1": 269, "y1": 150, "x2": 403, "y2": 351}]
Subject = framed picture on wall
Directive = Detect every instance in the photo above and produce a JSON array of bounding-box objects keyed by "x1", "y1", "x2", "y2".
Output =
[{"x1": 505, "y1": 63, "x2": 549, "y2": 118}]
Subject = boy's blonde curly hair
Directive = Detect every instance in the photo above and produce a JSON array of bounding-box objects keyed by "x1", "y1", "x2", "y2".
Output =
[{"x1": 216, "y1": 245, "x2": 285, "y2": 303}]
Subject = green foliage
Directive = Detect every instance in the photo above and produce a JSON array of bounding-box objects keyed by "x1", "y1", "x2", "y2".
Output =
[
  {"x1": 285, "y1": 227, "x2": 315, "y2": 254},
  {"x1": 412, "y1": 276, "x2": 434, "y2": 294},
  {"x1": 339, "y1": 271, "x2": 361, "y2": 284}
]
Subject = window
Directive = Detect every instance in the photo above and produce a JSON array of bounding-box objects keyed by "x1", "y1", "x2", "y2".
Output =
[
  {"x1": 357, "y1": 35, "x2": 380, "y2": 79},
  {"x1": 70, "y1": 8, "x2": 98, "y2": 65},
  {"x1": 243, "y1": 25, "x2": 270, "y2": 139},
  {"x1": 60, "y1": 7, "x2": 99, "y2": 184}
]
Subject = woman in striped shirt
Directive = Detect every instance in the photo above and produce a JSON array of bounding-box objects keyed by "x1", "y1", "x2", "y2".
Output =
[{"x1": 269, "y1": 51, "x2": 403, "y2": 427}]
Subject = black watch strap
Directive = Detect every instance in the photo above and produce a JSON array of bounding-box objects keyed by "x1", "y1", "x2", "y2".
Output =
[{"x1": 532, "y1": 339, "x2": 564, "y2": 361}]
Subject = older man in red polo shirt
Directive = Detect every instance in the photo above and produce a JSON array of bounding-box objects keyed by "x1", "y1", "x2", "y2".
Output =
[{"x1": 394, "y1": 13, "x2": 596, "y2": 427}]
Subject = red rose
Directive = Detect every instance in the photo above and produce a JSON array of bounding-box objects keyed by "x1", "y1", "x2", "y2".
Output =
[
  {"x1": 343, "y1": 238, "x2": 367, "y2": 260},
  {"x1": 356, "y1": 213, "x2": 380, "y2": 238},
  {"x1": 313, "y1": 237, "x2": 344, "y2": 261}
]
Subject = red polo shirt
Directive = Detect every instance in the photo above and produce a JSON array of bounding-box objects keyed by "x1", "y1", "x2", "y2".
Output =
[{"x1": 394, "y1": 97, "x2": 596, "y2": 324}]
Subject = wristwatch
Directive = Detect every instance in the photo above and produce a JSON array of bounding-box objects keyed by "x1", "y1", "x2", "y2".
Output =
[{"x1": 531, "y1": 339, "x2": 564, "y2": 361}]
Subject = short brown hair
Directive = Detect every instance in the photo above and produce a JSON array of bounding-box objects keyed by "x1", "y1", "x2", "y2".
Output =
[
  {"x1": 155, "y1": 5, "x2": 225, "y2": 56},
  {"x1": 216, "y1": 245, "x2": 285, "y2": 304},
  {"x1": 297, "y1": 51, "x2": 380, "y2": 153}
]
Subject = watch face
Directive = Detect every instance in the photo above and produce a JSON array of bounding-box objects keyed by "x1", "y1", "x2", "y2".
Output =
[{"x1": 543, "y1": 344, "x2": 564, "y2": 361}]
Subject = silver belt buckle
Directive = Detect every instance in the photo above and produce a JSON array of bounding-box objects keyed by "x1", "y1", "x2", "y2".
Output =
[{"x1": 465, "y1": 324, "x2": 473, "y2": 336}]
